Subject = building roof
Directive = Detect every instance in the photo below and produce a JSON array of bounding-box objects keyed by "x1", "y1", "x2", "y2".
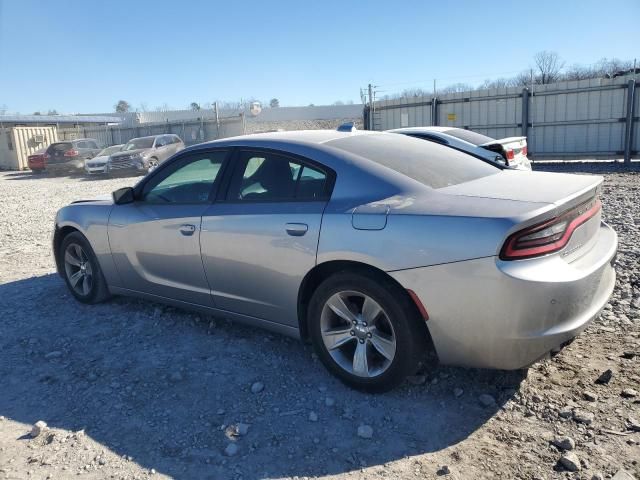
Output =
[{"x1": 0, "y1": 114, "x2": 122, "y2": 124}]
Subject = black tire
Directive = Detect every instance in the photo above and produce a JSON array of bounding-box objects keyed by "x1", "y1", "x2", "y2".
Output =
[
  {"x1": 60, "y1": 232, "x2": 111, "y2": 304},
  {"x1": 308, "y1": 271, "x2": 427, "y2": 392}
]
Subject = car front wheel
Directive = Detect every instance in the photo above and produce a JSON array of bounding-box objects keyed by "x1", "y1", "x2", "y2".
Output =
[
  {"x1": 308, "y1": 272, "x2": 426, "y2": 392},
  {"x1": 60, "y1": 232, "x2": 111, "y2": 304}
]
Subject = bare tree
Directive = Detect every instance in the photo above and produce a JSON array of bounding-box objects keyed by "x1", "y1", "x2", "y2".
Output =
[
  {"x1": 0, "y1": 104, "x2": 7, "y2": 115},
  {"x1": 115, "y1": 100, "x2": 131, "y2": 113},
  {"x1": 533, "y1": 51, "x2": 564, "y2": 84},
  {"x1": 333, "y1": 100, "x2": 345, "y2": 105},
  {"x1": 138, "y1": 102, "x2": 149, "y2": 112},
  {"x1": 47, "y1": 109, "x2": 59, "y2": 115},
  {"x1": 269, "y1": 98, "x2": 280, "y2": 108},
  {"x1": 438, "y1": 82, "x2": 473, "y2": 94}
]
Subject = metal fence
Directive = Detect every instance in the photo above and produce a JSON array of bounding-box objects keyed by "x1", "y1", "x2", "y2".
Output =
[
  {"x1": 56, "y1": 115, "x2": 245, "y2": 148},
  {"x1": 370, "y1": 76, "x2": 638, "y2": 161}
]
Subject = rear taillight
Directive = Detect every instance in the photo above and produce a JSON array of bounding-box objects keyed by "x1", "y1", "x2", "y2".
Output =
[
  {"x1": 500, "y1": 198, "x2": 601, "y2": 260},
  {"x1": 505, "y1": 149, "x2": 515, "y2": 160},
  {"x1": 64, "y1": 149, "x2": 79, "y2": 157},
  {"x1": 522, "y1": 145, "x2": 528, "y2": 156}
]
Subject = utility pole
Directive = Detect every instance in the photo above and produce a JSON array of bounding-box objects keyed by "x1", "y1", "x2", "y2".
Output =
[{"x1": 368, "y1": 84, "x2": 374, "y2": 130}]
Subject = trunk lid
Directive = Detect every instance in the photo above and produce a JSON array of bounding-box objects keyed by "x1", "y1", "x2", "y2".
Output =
[{"x1": 480, "y1": 136, "x2": 528, "y2": 168}]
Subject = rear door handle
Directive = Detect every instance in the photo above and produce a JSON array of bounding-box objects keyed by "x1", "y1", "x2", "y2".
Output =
[
  {"x1": 180, "y1": 224, "x2": 196, "y2": 236},
  {"x1": 285, "y1": 223, "x2": 308, "y2": 236}
]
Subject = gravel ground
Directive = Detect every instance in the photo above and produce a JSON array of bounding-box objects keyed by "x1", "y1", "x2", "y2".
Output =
[{"x1": 0, "y1": 165, "x2": 638, "y2": 480}]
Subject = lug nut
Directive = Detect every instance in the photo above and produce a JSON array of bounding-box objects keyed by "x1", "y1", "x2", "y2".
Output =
[
  {"x1": 367, "y1": 332, "x2": 372, "y2": 338},
  {"x1": 362, "y1": 321, "x2": 367, "y2": 327},
  {"x1": 350, "y1": 330, "x2": 355, "y2": 336},
  {"x1": 359, "y1": 339, "x2": 365, "y2": 344}
]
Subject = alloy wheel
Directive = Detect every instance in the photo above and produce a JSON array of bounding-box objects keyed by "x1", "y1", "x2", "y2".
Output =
[
  {"x1": 64, "y1": 243, "x2": 93, "y2": 296},
  {"x1": 320, "y1": 290, "x2": 397, "y2": 378}
]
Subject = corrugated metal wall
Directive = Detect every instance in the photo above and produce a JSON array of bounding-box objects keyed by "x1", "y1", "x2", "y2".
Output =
[
  {"x1": 373, "y1": 76, "x2": 637, "y2": 158},
  {"x1": 0, "y1": 127, "x2": 57, "y2": 169}
]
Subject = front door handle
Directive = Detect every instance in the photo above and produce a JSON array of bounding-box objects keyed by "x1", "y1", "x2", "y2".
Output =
[
  {"x1": 285, "y1": 223, "x2": 308, "y2": 237},
  {"x1": 179, "y1": 224, "x2": 196, "y2": 236}
]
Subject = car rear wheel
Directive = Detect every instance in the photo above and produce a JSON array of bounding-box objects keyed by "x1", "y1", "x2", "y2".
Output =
[
  {"x1": 60, "y1": 232, "x2": 111, "y2": 304},
  {"x1": 308, "y1": 272, "x2": 426, "y2": 392}
]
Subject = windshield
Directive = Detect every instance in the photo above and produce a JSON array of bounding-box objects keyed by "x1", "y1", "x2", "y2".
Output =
[
  {"x1": 327, "y1": 133, "x2": 498, "y2": 189},
  {"x1": 123, "y1": 137, "x2": 154, "y2": 151},
  {"x1": 442, "y1": 128, "x2": 494, "y2": 146},
  {"x1": 97, "y1": 145, "x2": 123, "y2": 156}
]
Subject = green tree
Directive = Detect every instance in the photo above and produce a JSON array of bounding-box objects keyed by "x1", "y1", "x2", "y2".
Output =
[
  {"x1": 269, "y1": 98, "x2": 279, "y2": 108},
  {"x1": 115, "y1": 100, "x2": 131, "y2": 113}
]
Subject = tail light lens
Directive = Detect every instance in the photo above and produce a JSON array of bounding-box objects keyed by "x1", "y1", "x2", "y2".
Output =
[
  {"x1": 522, "y1": 145, "x2": 528, "y2": 156},
  {"x1": 500, "y1": 198, "x2": 601, "y2": 260},
  {"x1": 505, "y1": 149, "x2": 515, "y2": 160},
  {"x1": 64, "y1": 149, "x2": 79, "y2": 157}
]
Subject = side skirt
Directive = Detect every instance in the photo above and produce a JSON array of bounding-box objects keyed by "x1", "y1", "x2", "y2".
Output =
[{"x1": 109, "y1": 286, "x2": 301, "y2": 340}]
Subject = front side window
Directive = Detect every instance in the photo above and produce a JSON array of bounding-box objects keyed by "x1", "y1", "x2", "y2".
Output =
[
  {"x1": 124, "y1": 137, "x2": 154, "y2": 151},
  {"x1": 142, "y1": 152, "x2": 226, "y2": 204},
  {"x1": 231, "y1": 151, "x2": 328, "y2": 201}
]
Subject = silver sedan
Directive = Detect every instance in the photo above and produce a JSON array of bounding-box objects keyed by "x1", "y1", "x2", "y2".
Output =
[{"x1": 53, "y1": 130, "x2": 617, "y2": 391}]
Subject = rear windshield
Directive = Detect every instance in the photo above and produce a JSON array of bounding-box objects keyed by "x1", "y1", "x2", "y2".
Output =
[
  {"x1": 442, "y1": 128, "x2": 494, "y2": 146},
  {"x1": 327, "y1": 134, "x2": 498, "y2": 189},
  {"x1": 48, "y1": 142, "x2": 73, "y2": 153}
]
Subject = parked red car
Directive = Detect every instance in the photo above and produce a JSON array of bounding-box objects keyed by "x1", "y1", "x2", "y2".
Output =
[{"x1": 27, "y1": 148, "x2": 47, "y2": 172}]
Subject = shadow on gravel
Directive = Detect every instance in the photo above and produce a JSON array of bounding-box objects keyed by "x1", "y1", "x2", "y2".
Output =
[{"x1": 0, "y1": 274, "x2": 523, "y2": 479}]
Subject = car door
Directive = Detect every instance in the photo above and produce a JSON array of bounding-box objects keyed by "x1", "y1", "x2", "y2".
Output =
[
  {"x1": 108, "y1": 150, "x2": 229, "y2": 306},
  {"x1": 200, "y1": 149, "x2": 332, "y2": 328},
  {"x1": 152, "y1": 136, "x2": 169, "y2": 163}
]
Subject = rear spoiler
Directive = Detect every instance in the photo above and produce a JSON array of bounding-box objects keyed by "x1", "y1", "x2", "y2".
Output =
[{"x1": 480, "y1": 136, "x2": 526, "y2": 148}]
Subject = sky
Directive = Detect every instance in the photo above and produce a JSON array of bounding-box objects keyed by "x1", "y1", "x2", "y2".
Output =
[{"x1": 0, "y1": 0, "x2": 638, "y2": 114}]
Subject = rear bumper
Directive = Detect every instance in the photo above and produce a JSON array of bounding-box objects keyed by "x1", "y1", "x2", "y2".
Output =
[{"x1": 390, "y1": 221, "x2": 617, "y2": 370}]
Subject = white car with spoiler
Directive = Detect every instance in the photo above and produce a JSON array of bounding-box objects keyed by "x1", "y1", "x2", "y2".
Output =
[{"x1": 389, "y1": 126, "x2": 532, "y2": 170}]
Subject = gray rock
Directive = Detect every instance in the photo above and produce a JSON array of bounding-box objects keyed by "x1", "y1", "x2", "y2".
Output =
[
  {"x1": 612, "y1": 469, "x2": 636, "y2": 480},
  {"x1": 324, "y1": 396, "x2": 335, "y2": 407},
  {"x1": 31, "y1": 420, "x2": 47, "y2": 438},
  {"x1": 559, "y1": 452, "x2": 581, "y2": 472},
  {"x1": 45, "y1": 351, "x2": 62, "y2": 360},
  {"x1": 552, "y1": 435, "x2": 575, "y2": 451},
  {"x1": 595, "y1": 368, "x2": 614, "y2": 384},
  {"x1": 308, "y1": 412, "x2": 318, "y2": 422},
  {"x1": 558, "y1": 406, "x2": 573, "y2": 419},
  {"x1": 478, "y1": 394, "x2": 496, "y2": 407},
  {"x1": 407, "y1": 374, "x2": 426, "y2": 385},
  {"x1": 573, "y1": 409, "x2": 595, "y2": 425},
  {"x1": 591, "y1": 473, "x2": 604, "y2": 480},
  {"x1": 621, "y1": 387, "x2": 638, "y2": 398},
  {"x1": 437, "y1": 465, "x2": 451, "y2": 476},
  {"x1": 169, "y1": 371, "x2": 183, "y2": 382},
  {"x1": 224, "y1": 443, "x2": 238, "y2": 457},
  {"x1": 236, "y1": 423, "x2": 250, "y2": 436},
  {"x1": 626, "y1": 416, "x2": 640, "y2": 432},
  {"x1": 357, "y1": 425, "x2": 373, "y2": 439},
  {"x1": 250, "y1": 382, "x2": 264, "y2": 394},
  {"x1": 582, "y1": 390, "x2": 598, "y2": 402},
  {"x1": 453, "y1": 387, "x2": 464, "y2": 398}
]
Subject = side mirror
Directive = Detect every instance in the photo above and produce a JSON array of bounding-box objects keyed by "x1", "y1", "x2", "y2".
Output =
[{"x1": 113, "y1": 187, "x2": 135, "y2": 205}]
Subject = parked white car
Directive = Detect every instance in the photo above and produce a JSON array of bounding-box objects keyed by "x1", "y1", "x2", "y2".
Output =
[
  {"x1": 84, "y1": 145, "x2": 124, "y2": 174},
  {"x1": 389, "y1": 127, "x2": 532, "y2": 170}
]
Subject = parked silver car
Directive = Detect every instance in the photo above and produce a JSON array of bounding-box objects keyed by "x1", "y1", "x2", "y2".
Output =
[
  {"x1": 53, "y1": 130, "x2": 617, "y2": 391},
  {"x1": 84, "y1": 144, "x2": 124, "y2": 174},
  {"x1": 390, "y1": 126, "x2": 532, "y2": 170},
  {"x1": 107, "y1": 135, "x2": 184, "y2": 174}
]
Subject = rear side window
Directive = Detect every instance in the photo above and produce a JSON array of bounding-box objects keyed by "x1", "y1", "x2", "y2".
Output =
[
  {"x1": 327, "y1": 134, "x2": 498, "y2": 189},
  {"x1": 86, "y1": 140, "x2": 98, "y2": 149},
  {"x1": 442, "y1": 128, "x2": 494, "y2": 146},
  {"x1": 230, "y1": 151, "x2": 328, "y2": 201}
]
